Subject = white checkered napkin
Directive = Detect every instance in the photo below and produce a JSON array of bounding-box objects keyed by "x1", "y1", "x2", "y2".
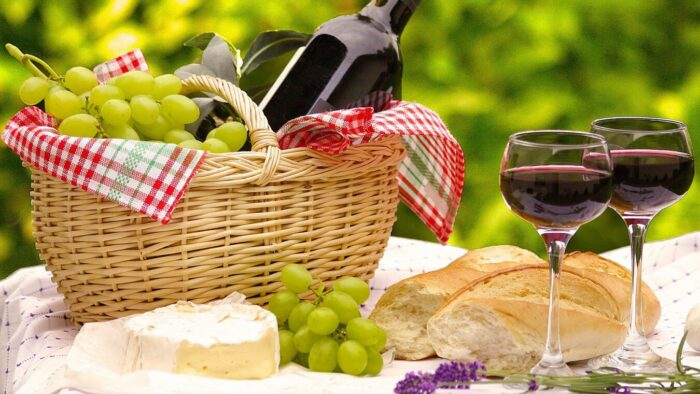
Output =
[
  {"x1": 2, "y1": 107, "x2": 206, "y2": 224},
  {"x1": 92, "y1": 49, "x2": 148, "y2": 82},
  {"x1": 277, "y1": 100, "x2": 465, "y2": 244}
]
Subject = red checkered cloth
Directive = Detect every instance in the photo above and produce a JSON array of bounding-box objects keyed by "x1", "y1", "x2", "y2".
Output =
[
  {"x1": 1, "y1": 51, "x2": 205, "y2": 225},
  {"x1": 2, "y1": 107, "x2": 205, "y2": 224},
  {"x1": 278, "y1": 99, "x2": 464, "y2": 244},
  {"x1": 93, "y1": 49, "x2": 148, "y2": 82}
]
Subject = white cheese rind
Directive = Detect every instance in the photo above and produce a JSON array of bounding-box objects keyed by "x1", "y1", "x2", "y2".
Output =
[{"x1": 122, "y1": 300, "x2": 279, "y2": 379}]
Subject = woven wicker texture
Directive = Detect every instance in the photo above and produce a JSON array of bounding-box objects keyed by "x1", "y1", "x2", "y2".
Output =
[{"x1": 29, "y1": 75, "x2": 406, "y2": 325}]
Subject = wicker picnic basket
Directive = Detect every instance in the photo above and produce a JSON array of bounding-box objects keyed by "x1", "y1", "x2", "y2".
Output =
[{"x1": 28, "y1": 75, "x2": 406, "y2": 325}]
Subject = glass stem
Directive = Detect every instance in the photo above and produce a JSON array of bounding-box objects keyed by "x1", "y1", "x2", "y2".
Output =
[
  {"x1": 622, "y1": 216, "x2": 652, "y2": 351},
  {"x1": 537, "y1": 229, "x2": 575, "y2": 368}
]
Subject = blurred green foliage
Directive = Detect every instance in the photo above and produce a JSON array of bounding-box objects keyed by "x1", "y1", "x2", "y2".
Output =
[{"x1": 1, "y1": 0, "x2": 700, "y2": 277}]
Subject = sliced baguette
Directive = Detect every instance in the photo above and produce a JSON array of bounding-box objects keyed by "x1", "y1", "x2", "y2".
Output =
[
  {"x1": 369, "y1": 245, "x2": 544, "y2": 360},
  {"x1": 427, "y1": 265, "x2": 630, "y2": 371},
  {"x1": 370, "y1": 247, "x2": 661, "y2": 363}
]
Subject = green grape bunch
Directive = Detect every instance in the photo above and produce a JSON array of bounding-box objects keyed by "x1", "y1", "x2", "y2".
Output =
[
  {"x1": 5, "y1": 44, "x2": 248, "y2": 154},
  {"x1": 268, "y1": 263, "x2": 387, "y2": 376}
]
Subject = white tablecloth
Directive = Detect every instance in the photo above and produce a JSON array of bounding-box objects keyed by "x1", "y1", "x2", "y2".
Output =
[{"x1": 2, "y1": 235, "x2": 699, "y2": 394}]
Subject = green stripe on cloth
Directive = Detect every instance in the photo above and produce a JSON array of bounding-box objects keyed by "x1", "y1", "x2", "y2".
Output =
[
  {"x1": 401, "y1": 136, "x2": 449, "y2": 201},
  {"x1": 106, "y1": 139, "x2": 129, "y2": 201}
]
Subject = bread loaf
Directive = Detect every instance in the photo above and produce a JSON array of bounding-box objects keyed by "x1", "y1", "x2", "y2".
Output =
[
  {"x1": 370, "y1": 246, "x2": 661, "y2": 366},
  {"x1": 426, "y1": 255, "x2": 661, "y2": 372},
  {"x1": 368, "y1": 246, "x2": 545, "y2": 360},
  {"x1": 563, "y1": 251, "x2": 660, "y2": 332},
  {"x1": 427, "y1": 265, "x2": 628, "y2": 371}
]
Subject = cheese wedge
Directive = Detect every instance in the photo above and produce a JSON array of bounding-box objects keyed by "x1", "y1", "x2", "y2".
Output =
[{"x1": 122, "y1": 300, "x2": 279, "y2": 379}]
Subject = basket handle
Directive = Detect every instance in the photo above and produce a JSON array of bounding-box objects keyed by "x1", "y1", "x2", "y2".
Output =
[{"x1": 180, "y1": 75, "x2": 280, "y2": 185}]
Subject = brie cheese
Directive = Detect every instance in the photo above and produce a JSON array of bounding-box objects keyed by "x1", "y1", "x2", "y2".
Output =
[{"x1": 122, "y1": 300, "x2": 279, "y2": 379}]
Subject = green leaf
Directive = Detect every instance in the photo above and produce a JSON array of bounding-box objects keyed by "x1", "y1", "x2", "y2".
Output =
[
  {"x1": 183, "y1": 32, "x2": 216, "y2": 51},
  {"x1": 201, "y1": 35, "x2": 238, "y2": 84},
  {"x1": 183, "y1": 32, "x2": 243, "y2": 82},
  {"x1": 241, "y1": 30, "x2": 310, "y2": 76}
]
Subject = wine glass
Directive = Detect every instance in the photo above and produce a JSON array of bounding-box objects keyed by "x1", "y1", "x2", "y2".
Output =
[
  {"x1": 587, "y1": 117, "x2": 695, "y2": 372},
  {"x1": 500, "y1": 131, "x2": 613, "y2": 376}
]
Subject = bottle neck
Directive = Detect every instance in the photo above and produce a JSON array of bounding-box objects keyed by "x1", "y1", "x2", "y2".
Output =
[{"x1": 359, "y1": 0, "x2": 420, "y2": 36}]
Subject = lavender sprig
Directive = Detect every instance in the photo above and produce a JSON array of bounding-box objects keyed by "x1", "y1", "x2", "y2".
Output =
[
  {"x1": 394, "y1": 331, "x2": 700, "y2": 394},
  {"x1": 394, "y1": 361, "x2": 488, "y2": 394},
  {"x1": 394, "y1": 371, "x2": 437, "y2": 394}
]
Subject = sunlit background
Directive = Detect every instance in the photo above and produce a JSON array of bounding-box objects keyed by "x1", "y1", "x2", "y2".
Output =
[{"x1": 1, "y1": 0, "x2": 699, "y2": 277}]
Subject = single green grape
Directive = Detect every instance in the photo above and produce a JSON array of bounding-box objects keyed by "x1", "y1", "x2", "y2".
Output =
[
  {"x1": 130, "y1": 95, "x2": 159, "y2": 125},
  {"x1": 308, "y1": 337, "x2": 339, "y2": 373},
  {"x1": 101, "y1": 99, "x2": 131, "y2": 126},
  {"x1": 279, "y1": 330, "x2": 297, "y2": 365},
  {"x1": 288, "y1": 302, "x2": 316, "y2": 332},
  {"x1": 64, "y1": 66, "x2": 98, "y2": 94},
  {"x1": 177, "y1": 139, "x2": 203, "y2": 149},
  {"x1": 19, "y1": 77, "x2": 50, "y2": 105},
  {"x1": 321, "y1": 291, "x2": 360, "y2": 324},
  {"x1": 280, "y1": 264, "x2": 313, "y2": 294},
  {"x1": 45, "y1": 89, "x2": 82, "y2": 120},
  {"x1": 337, "y1": 340, "x2": 368, "y2": 376},
  {"x1": 267, "y1": 290, "x2": 299, "y2": 323},
  {"x1": 201, "y1": 138, "x2": 229, "y2": 153},
  {"x1": 57, "y1": 114, "x2": 99, "y2": 138},
  {"x1": 164, "y1": 130, "x2": 195, "y2": 144},
  {"x1": 346, "y1": 318, "x2": 380, "y2": 346},
  {"x1": 134, "y1": 115, "x2": 170, "y2": 140},
  {"x1": 152, "y1": 74, "x2": 182, "y2": 100},
  {"x1": 161, "y1": 94, "x2": 199, "y2": 125},
  {"x1": 115, "y1": 70, "x2": 154, "y2": 98},
  {"x1": 363, "y1": 348, "x2": 383, "y2": 376},
  {"x1": 369, "y1": 326, "x2": 387, "y2": 352},
  {"x1": 104, "y1": 124, "x2": 140, "y2": 140},
  {"x1": 91, "y1": 84, "x2": 125, "y2": 106},
  {"x1": 333, "y1": 277, "x2": 370, "y2": 304},
  {"x1": 293, "y1": 325, "x2": 320, "y2": 353},
  {"x1": 209, "y1": 122, "x2": 247, "y2": 152},
  {"x1": 306, "y1": 307, "x2": 339, "y2": 336}
]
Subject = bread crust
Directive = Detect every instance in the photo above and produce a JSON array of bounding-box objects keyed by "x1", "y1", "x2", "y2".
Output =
[
  {"x1": 429, "y1": 265, "x2": 631, "y2": 370},
  {"x1": 370, "y1": 246, "x2": 661, "y2": 364},
  {"x1": 369, "y1": 245, "x2": 545, "y2": 360},
  {"x1": 563, "y1": 251, "x2": 661, "y2": 332}
]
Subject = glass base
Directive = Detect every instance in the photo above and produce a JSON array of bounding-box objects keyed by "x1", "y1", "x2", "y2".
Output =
[
  {"x1": 530, "y1": 359, "x2": 575, "y2": 377},
  {"x1": 587, "y1": 346, "x2": 676, "y2": 373}
]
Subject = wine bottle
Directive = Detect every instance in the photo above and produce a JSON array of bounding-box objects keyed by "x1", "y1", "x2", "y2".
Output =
[{"x1": 260, "y1": 0, "x2": 420, "y2": 131}]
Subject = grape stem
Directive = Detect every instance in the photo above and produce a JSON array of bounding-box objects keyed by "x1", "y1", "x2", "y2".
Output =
[{"x1": 5, "y1": 43, "x2": 61, "y2": 80}]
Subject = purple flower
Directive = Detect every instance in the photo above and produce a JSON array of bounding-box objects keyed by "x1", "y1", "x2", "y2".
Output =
[
  {"x1": 434, "y1": 361, "x2": 487, "y2": 389},
  {"x1": 527, "y1": 379, "x2": 539, "y2": 392},
  {"x1": 607, "y1": 386, "x2": 631, "y2": 394},
  {"x1": 395, "y1": 361, "x2": 488, "y2": 393},
  {"x1": 394, "y1": 371, "x2": 438, "y2": 394}
]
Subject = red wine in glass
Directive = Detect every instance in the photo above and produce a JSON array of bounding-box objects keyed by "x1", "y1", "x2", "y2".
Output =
[
  {"x1": 610, "y1": 149, "x2": 694, "y2": 213},
  {"x1": 588, "y1": 117, "x2": 694, "y2": 373},
  {"x1": 500, "y1": 165, "x2": 612, "y2": 229},
  {"x1": 500, "y1": 131, "x2": 612, "y2": 376}
]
